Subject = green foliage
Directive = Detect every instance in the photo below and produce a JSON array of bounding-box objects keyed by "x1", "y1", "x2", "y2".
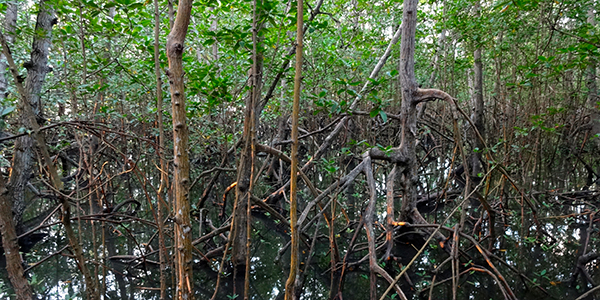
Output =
[{"x1": 1, "y1": 0, "x2": 599, "y2": 299}]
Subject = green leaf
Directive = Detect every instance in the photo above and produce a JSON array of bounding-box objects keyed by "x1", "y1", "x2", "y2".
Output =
[
  {"x1": 370, "y1": 107, "x2": 380, "y2": 118},
  {"x1": 0, "y1": 106, "x2": 15, "y2": 117},
  {"x1": 128, "y1": 3, "x2": 143, "y2": 9},
  {"x1": 379, "y1": 110, "x2": 387, "y2": 122}
]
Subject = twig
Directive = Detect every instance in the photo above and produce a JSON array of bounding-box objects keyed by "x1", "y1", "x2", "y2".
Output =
[{"x1": 576, "y1": 284, "x2": 600, "y2": 300}]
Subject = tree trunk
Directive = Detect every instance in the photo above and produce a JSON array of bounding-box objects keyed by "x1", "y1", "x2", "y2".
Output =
[
  {"x1": 232, "y1": 1, "x2": 263, "y2": 298},
  {"x1": 209, "y1": 7, "x2": 218, "y2": 61},
  {"x1": 166, "y1": 0, "x2": 194, "y2": 298},
  {"x1": 284, "y1": 0, "x2": 303, "y2": 298},
  {"x1": 417, "y1": 23, "x2": 446, "y2": 119},
  {"x1": 397, "y1": 0, "x2": 420, "y2": 222},
  {"x1": 0, "y1": 175, "x2": 34, "y2": 300},
  {"x1": 153, "y1": 0, "x2": 168, "y2": 297},
  {"x1": 394, "y1": 0, "x2": 455, "y2": 224},
  {"x1": 0, "y1": 0, "x2": 17, "y2": 102},
  {"x1": 231, "y1": 71, "x2": 255, "y2": 280},
  {"x1": 586, "y1": 8, "x2": 599, "y2": 151},
  {"x1": 76, "y1": 5, "x2": 87, "y2": 114},
  {"x1": 7, "y1": 0, "x2": 55, "y2": 236},
  {"x1": 470, "y1": 0, "x2": 485, "y2": 179},
  {"x1": 24, "y1": 0, "x2": 54, "y2": 122}
]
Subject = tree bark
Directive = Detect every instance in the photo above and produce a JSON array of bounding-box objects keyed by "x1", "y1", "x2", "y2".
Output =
[
  {"x1": 166, "y1": 0, "x2": 194, "y2": 298},
  {"x1": 586, "y1": 8, "x2": 599, "y2": 150},
  {"x1": 0, "y1": 0, "x2": 17, "y2": 102},
  {"x1": 209, "y1": 7, "x2": 218, "y2": 61},
  {"x1": 417, "y1": 22, "x2": 446, "y2": 119},
  {"x1": 397, "y1": 0, "x2": 420, "y2": 222},
  {"x1": 153, "y1": 0, "x2": 168, "y2": 297},
  {"x1": 0, "y1": 175, "x2": 34, "y2": 300},
  {"x1": 231, "y1": 2, "x2": 263, "y2": 299},
  {"x1": 24, "y1": 0, "x2": 54, "y2": 122},
  {"x1": 284, "y1": 0, "x2": 303, "y2": 298},
  {"x1": 76, "y1": 5, "x2": 87, "y2": 114},
  {"x1": 389, "y1": 0, "x2": 456, "y2": 253},
  {"x1": 470, "y1": 0, "x2": 485, "y2": 179},
  {"x1": 7, "y1": 0, "x2": 55, "y2": 236},
  {"x1": 0, "y1": 1, "x2": 23, "y2": 244}
]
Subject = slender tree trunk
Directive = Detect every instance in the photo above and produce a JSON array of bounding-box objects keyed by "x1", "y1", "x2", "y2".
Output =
[
  {"x1": 0, "y1": 0, "x2": 22, "y2": 236},
  {"x1": 23, "y1": 0, "x2": 54, "y2": 121},
  {"x1": 166, "y1": 0, "x2": 194, "y2": 298},
  {"x1": 470, "y1": 0, "x2": 485, "y2": 179},
  {"x1": 375, "y1": 2, "x2": 456, "y2": 298},
  {"x1": 586, "y1": 8, "x2": 599, "y2": 149},
  {"x1": 77, "y1": 4, "x2": 87, "y2": 114},
  {"x1": 153, "y1": 0, "x2": 168, "y2": 297},
  {"x1": 232, "y1": 2, "x2": 263, "y2": 298},
  {"x1": 284, "y1": 0, "x2": 303, "y2": 298},
  {"x1": 377, "y1": 2, "x2": 459, "y2": 298},
  {"x1": 417, "y1": 28, "x2": 445, "y2": 119},
  {"x1": 417, "y1": 0, "x2": 447, "y2": 119},
  {"x1": 0, "y1": 175, "x2": 33, "y2": 300},
  {"x1": 351, "y1": 0, "x2": 359, "y2": 29},
  {"x1": 209, "y1": 7, "x2": 218, "y2": 61},
  {"x1": 344, "y1": 119, "x2": 357, "y2": 219},
  {"x1": 168, "y1": 0, "x2": 175, "y2": 29},
  {"x1": 0, "y1": 0, "x2": 17, "y2": 102},
  {"x1": 166, "y1": 2, "x2": 177, "y2": 293}
]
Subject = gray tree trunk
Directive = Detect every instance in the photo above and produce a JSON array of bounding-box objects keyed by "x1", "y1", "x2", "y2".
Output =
[
  {"x1": 470, "y1": 0, "x2": 485, "y2": 179},
  {"x1": 586, "y1": 7, "x2": 600, "y2": 184},
  {"x1": 0, "y1": 0, "x2": 18, "y2": 226},
  {"x1": 0, "y1": 1, "x2": 17, "y2": 101},
  {"x1": 24, "y1": 0, "x2": 54, "y2": 121},
  {"x1": 8, "y1": 0, "x2": 55, "y2": 234},
  {"x1": 397, "y1": 0, "x2": 420, "y2": 222},
  {"x1": 586, "y1": 8, "x2": 599, "y2": 146}
]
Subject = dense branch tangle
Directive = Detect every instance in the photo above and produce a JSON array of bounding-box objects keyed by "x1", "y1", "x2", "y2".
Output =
[{"x1": 1, "y1": 0, "x2": 599, "y2": 299}]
